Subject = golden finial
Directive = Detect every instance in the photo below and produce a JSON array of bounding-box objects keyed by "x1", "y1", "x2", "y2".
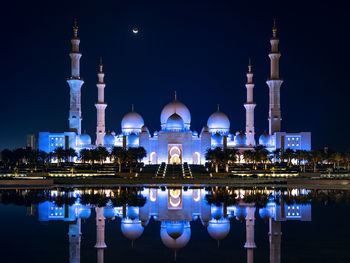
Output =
[
  {"x1": 272, "y1": 18, "x2": 277, "y2": 38},
  {"x1": 131, "y1": 104, "x2": 134, "y2": 112},
  {"x1": 73, "y1": 18, "x2": 78, "y2": 38},
  {"x1": 174, "y1": 90, "x2": 177, "y2": 101},
  {"x1": 248, "y1": 58, "x2": 252, "y2": 73},
  {"x1": 217, "y1": 104, "x2": 220, "y2": 112},
  {"x1": 99, "y1": 57, "x2": 103, "y2": 72}
]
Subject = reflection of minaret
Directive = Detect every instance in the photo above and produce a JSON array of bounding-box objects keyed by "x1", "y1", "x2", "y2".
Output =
[
  {"x1": 68, "y1": 218, "x2": 81, "y2": 263},
  {"x1": 244, "y1": 59, "x2": 256, "y2": 146},
  {"x1": 267, "y1": 20, "x2": 283, "y2": 135},
  {"x1": 67, "y1": 19, "x2": 84, "y2": 135},
  {"x1": 95, "y1": 58, "x2": 107, "y2": 146},
  {"x1": 95, "y1": 207, "x2": 107, "y2": 263},
  {"x1": 269, "y1": 217, "x2": 282, "y2": 263},
  {"x1": 244, "y1": 205, "x2": 256, "y2": 263}
]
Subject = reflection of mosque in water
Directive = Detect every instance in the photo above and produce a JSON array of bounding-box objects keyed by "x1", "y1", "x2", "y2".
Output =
[{"x1": 37, "y1": 188, "x2": 311, "y2": 262}]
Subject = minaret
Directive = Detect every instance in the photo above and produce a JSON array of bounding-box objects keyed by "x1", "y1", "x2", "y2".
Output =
[
  {"x1": 67, "y1": 19, "x2": 84, "y2": 135},
  {"x1": 95, "y1": 207, "x2": 107, "y2": 263},
  {"x1": 244, "y1": 59, "x2": 256, "y2": 146},
  {"x1": 95, "y1": 58, "x2": 107, "y2": 146},
  {"x1": 244, "y1": 205, "x2": 256, "y2": 263},
  {"x1": 68, "y1": 218, "x2": 81, "y2": 263},
  {"x1": 266, "y1": 20, "x2": 283, "y2": 135}
]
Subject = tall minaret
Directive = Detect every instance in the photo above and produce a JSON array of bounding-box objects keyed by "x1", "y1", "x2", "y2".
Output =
[
  {"x1": 266, "y1": 20, "x2": 283, "y2": 135},
  {"x1": 95, "y1": 58, "x2": 107, "y2": 146},
  {"x1": 95, "y1": 207, "x2": 107, "y2": 263},
  {"x1": 244, "y1": 59, "x2": 256, "y2": 146},
  {"x1": 67, "y1": 19, "x2": 84, "y2": 135},
  {"x1": 269, "y1": 217, "x2": 282, "y2": 263}
]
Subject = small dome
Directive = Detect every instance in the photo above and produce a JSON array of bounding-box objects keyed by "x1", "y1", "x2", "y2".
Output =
[
  {"x1": 103, "y1": 133, "x2": 115, "y2": 146},
  {"x1": 121, "y1": 108, "x2": 144, "y2": 135},
  {"x1": 234, "y1": 132, "x2": 247, "y2": 146},
  {"x1": 259, "y1": 198, "x2": 275, "y2": 220},
  {"x1": 79, "y1": 133, "x2": 91, "y2": 146},
  {"x1": 128, "y1": 133, "x2": 139, "y2": 147},
  {"x1": 121, "y1": 219, "x2": 144, "y2": 240},
  {"x1": 259, "y1": 131, "x2": 270, "y2": 146},
  {"x1": 103, "y1": 207, "x2": 116, "y2": 219},
  {"x1": 160, "y1": 221, "x2": 191, "y2": 250},
  {"x1": 161, "y1": 96, "x2": 191, "y2": 130},
  {"x1": 165, "y1": 113, "x2": 184, "y2": 131},
  {"x1": 207, "y1": 219, "x2": 230, "y2": 240},
  {"x1": 212, "y1": 133, "x2": 223, "y2": 146},
  {"x1": 78, "y1": 206, "x2": 91, "y2": 219},
  {"x1": 234, "y1": 206, "x2": 247, "y2": 221},
  {"x1": 207, "y1": 107, "x2": 230, "y2": 134},
  {"x1": 165, "y1": 221, "x2": 185, "y2": 239}
]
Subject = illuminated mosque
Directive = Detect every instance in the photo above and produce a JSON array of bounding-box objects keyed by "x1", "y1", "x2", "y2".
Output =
[
  {"x1": 39, "y1": 21, "x2": 311, "y2": 163},
  {"x1": 37, "y1": 187, "x2": 311, "y2": 263}
]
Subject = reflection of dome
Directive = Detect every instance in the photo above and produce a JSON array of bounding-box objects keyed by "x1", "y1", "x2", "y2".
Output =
[
  {"x1": 79, "y1": 133, "x2": 91, "y2": 146},
  {"x1": 259, "y1": 198, "x2": 275, "y2": 220},
  {"x1": 207, "y1": 219, "x2": 230, "y2": 240},
  {"x1": 161, "y1": 221, "x2": 191, "y2": 249},
  {"x1": 103, "y1": 207, "x2": 116, "y2": 219},
  {"x1": 166, "y1": 113, "x2": 184, "y2": 131},
  {"x1": 207, "y1": 107, "x2": 230, "y2": 134},
  {"x1": 161, "y1": 96, "x2": 191, "y2": 130},
  {"x1": 234, "y1": 132, "x2": 247, "y2": 146},
  {"x1": 121, "y1": 219, "x2": 144, "y2": 240},
  {"x1": 103, "y1": 133, "x2": 115, "y2": 146},
  {"x1": 234, "y1": 206, "x2": 247, "y2": 221},
  {"x1": 78, "y1": 206, "x2": 91, "y2": 219},
  {"x1": 259, "y1": 131, "x2": 270, "y2": 146},
  {"x1": 121, "y1": 108, "x2": 144, "y2": 135},
  {"x1": 128, "y1": 133, "x2": 139, "y2": 146}
]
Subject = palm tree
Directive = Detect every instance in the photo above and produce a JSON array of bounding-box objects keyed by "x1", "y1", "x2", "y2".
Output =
[
  {"x1": 308, "y1": 150, "x2": 323, "y2": 172},
  {"x1": 272, "y1": 148, "x2": 281, "y2": 163},
  {"x1": 330, "y1": 152, "x2": 342, "y2": 170},
  {"x1": 343, "y1": 152, "x2": 350, "y2": 171},
  {"x1": 64, "y1": 148, "x2": 77, "y2": 163},
  {"x1": 295, "y1": 150, "x2": 309, "y2": 172},
  {"x1": 111, "y1": 147, "x2": 126, "y2": 172},
  {"x1": 96, "y1": 147, "x2": 109, "y2": 164},
  {"x1": 90, "y1": 149, "x2": 100, "y2": 164},
  {"x1": 223, "y1": 148, "x2": 238, "y2": 172},
  {"x1": 80, "y1": 149, "x2": 91, "y2": 164},
  {"x1": 53, "y1": 147, "x2": 65, "y2": 165},
  {"x1": 243, "y1": 150, "x2": 254, "y2": 164},
  {"x1": 134, "y1": 147, "x2": 147, "y2": 163},
  {"x1": 284, "y1": 148, "x2": 295, "y2": 166},
  {"x1": 38, "y1": 151, "x2": 49, "y2": 167}
]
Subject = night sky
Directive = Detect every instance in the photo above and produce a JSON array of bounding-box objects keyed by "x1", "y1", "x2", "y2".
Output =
[{"x1": 1, "y1": 0, "x2": 349, "y2": 151}]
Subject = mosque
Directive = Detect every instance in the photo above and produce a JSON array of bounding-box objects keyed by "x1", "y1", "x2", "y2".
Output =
[{"x1": 39, "y1": 21, "x2": 311, "y2": 164}]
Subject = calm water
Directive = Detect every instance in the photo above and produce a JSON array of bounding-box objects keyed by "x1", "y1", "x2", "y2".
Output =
[{"x1": 0, "y1": 187, "x2": 349, "y2": 263}]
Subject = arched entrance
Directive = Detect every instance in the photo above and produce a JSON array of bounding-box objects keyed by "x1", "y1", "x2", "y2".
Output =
[
  {"x1": 168, "y1": 145, "x2": 182, "y2": 164},
  {"x1": 193, "y1": 152, "x2": 201, "y2": 165},
  {"x1": 150, "y1": 152, "x2": 158, "y2": 164}
]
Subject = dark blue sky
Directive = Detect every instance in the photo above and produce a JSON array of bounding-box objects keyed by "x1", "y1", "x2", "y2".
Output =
[{"x1": 1, "y1": 0, "x2": 349, "y2": 151}]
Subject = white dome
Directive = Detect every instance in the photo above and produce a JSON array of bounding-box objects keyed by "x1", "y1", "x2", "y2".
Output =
[
  {"x1": 259, "y1": 131, "x2": 271, "y2": 146},
  {"x1": 121, "y1": 219, "x2": 144, "y2": 240},
  {"x1": 161, "y1": 98, "x2": 191, "y2": 130},
  {"x1": 78, "y1": 133, "x2": 91, "y2": 146},
  {"x1": 103, "y1": 133, "x2": 115, "y2": 146},
  {"x1": 121, "y1": 109, "x2": 144, "y2": 135},
  {"x1": 207, "y1": 219, "x2": 230, "y2": 240},
  {"x1": 207, "y1": 108, "x2": 230, "y2": 134},
  {"x1": 160, "y1": 221, "x2": 191, "y2": 250},
  {"x1": 165, "y1": 113, "x2": 184, "y2": 131}
]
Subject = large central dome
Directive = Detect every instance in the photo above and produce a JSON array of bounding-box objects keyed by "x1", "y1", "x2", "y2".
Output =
[{"x1": 161, "y1": 93, "x2": 191, "y2": 130}]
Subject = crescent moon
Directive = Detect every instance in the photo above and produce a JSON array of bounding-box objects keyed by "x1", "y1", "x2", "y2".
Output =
[{"x1": 133, "y1": 28, "x2": 139, "y2": 34}]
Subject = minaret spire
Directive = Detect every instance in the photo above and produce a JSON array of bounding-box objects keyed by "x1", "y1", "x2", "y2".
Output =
[
  {"x1": 267, "y1": 19, "x2": 283, "y2": 135},
  {"x1": 95, "y1": 57, "x2": 107, "y2": 146},
  {"x1": 131, "y1": 104, "x2": 134, "y2": 112},
  {"x1": 217, "y1": 104, "x2": 220, "y2": 112},
  {"x1": 67, "y1": 19, "x2": 84, "y2": 134},
  {"x1": 244, "y1": 58, "x2": 256, "y2": 146},
  {"x1": 174, "y1": 90, "x2": 177, "y2": 101}
]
